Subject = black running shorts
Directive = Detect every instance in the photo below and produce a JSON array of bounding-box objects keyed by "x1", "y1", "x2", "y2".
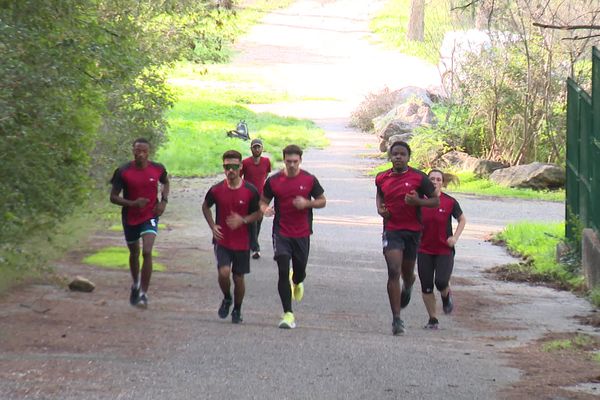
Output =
[
  {"x1": 382, "y1": 230, "x2": 421, "y2": 261},
  {"x1": 214, "y1": 244, "x2": 250, "y2": 275}
]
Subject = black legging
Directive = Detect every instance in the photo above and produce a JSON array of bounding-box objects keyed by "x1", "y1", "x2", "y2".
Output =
[
  {"x1": 276, "y1": 254, "x2": 307, "y2": 313},
  {"x1": 417, "y1": 253, "x2": 454, "y2": 293}
]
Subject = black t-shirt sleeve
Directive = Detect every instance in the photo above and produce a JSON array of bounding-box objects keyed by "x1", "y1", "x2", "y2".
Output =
[
  {"x1": 451, "y1": 198, "x2": 463, "y2": 220},
  {"x1": 262, "y1": 177, "x2": 273, "y2": 201},
  {"x1": 310, "y1": 176, "x2": 325, "y2": 198},
  {"x1": 159, "y1": 163, "x2": 168, "y2": 184},
  {"x1": 246, "y1": 183, "x2": 260, "y2": 213},
  {"x1": 110, "y1": 167, "x2": 124, "y2": 192},
  {"x1": 418, "y1": 173, "x2": 436, "y2": 198},
  {"x1": 204, "y1": 187, "x2": 215, "y2": 207}
]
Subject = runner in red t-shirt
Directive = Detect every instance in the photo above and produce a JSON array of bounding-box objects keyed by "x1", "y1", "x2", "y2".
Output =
[
  {"x1": 110, "y1": 138, "x2": 170, "y2": 308},
  {"x1": 375, "y1": 141, "x2": 439, "y2": 335},
  {"x1": 241, "y1": 138, "x2": 271, "y2": 259},
  {"x1": 202, "y1": 150, "x2": 261, "y2": 324},
  {"x1": 260, "y1": 144, "x2": 326, "y2": 329},
  {"x1": 418, "y1": 169, "x2": 466, "y2": 330}
]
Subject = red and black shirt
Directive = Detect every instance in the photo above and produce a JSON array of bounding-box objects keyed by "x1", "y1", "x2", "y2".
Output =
[
  {"x1": 204, "y1": 180, "x2": 260, "y2": 251},
  {"x1": 263, "y1": 170, "x2": 324, "y2": 238},
  {"x1": 241, "y1": 156, "x2": 271, "y2": 196},
  {"x1": 419, "y1": 192, "x2": 463, "y2": 255},
  {"x1": 111, "y1": 161, "x2": 168, "y2": 226},
  {"x1": 375, "y1": 167, "x2": 435, "y2": 232}
]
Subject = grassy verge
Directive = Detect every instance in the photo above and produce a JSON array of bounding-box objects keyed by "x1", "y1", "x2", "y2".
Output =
[
  {"x1": 83, "y1": 247, "x2": 166, "y2": 272},
  {"x1": 0, "y1": 191, "x2": 117, "y2": 293},
  {"x1": 492, "y1": 221, "x2": 584, "y2": 290},
  {"x1": 158, "y1": 65, "x2": 328, "y2": 177},
  {"x1": 368, "y1": 162, "x2": 564, "y2": 202},
  {"x1": 370, "y1": 0, "x2": 459, "y2": 65}
]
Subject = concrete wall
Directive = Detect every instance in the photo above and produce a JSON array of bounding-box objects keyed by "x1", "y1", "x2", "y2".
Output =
[{"x1": 582, "y1": 228, "x2": 600, "y2": 289}]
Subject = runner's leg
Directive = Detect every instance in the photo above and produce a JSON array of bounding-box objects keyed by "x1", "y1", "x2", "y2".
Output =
[
  {"x1": 140, "y1": 233, "x2": 155, "y2": 292},
  {"x1": 384, "y1": 249, "x2": 403, "y2": 317},
  {"x1": 232, "y1": 273, "x2": 245, "y2": 311},
  {"x1": 127, "y1": 241, "x2": 140, "y2": 285},
  {"x1": 418, "y1": 253, "x2": 437, "y2": 320},
  {"x1": 276, "y1": 255, "x2": 293, "y2": 313}
]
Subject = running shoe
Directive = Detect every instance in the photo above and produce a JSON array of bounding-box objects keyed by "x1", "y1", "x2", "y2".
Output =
[
  {"x1": 252, "y1": 251, "x2": 261, "y2": 259},
  {"x1": 278, "y1": 312, "x2": 296, "y2": 329},
  {"x1": 293, "y1": 282, "x2": 304, "y2": 302},
  {"x1": 392, "y1": 317, "x2": 405, "y2": 336},
  {"x1": 218, "y1": 298, "x2": 233, "y2": 319},
  {"x1": 231, "y1": 309, "x2": 243, "y2": 324},
  {"x1": 423, "y1": 317, "x2": 439, "y2": 330},
  {"x1": 129, "y1": 284, "x2": 140, "y2": 306},
  {"x1": 137, "y1": 293, "x2": 148, "y2": 309},
  {"x1": 442, "y1": 291, "x2": 454, "y2": 314},
  {"x1": 400, "y1": 283, "x2": 413, "y2": 309}
]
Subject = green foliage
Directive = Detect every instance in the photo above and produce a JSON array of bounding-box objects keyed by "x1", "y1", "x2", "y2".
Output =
[
  {"x1": 83, "y1": 246, "x2": 165, "y2": 271},
  {"x1": 590, "y1": 287, "x2": 600, "y2": 308},
  {"x1": 495, "y1": 221, "x2": 581, "y2": 284},
  {"x1": 371, "y1": 0, "x2": 462, "y2": 64},
  {"x1": 542, "y1": 339, "x2": 573, "y2": 352}
]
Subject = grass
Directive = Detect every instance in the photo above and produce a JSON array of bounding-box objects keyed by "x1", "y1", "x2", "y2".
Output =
[
  {"x1": 83, "y1": 246, "x2": 166, "y2": 272},
  {"x1": 590, "y1": 287, "x2": 600, "y2": 308},
  {"x1": 370, "y1": 0, "x2": 464, "y2": 64},
  {"x1": 495, "y1": 221, "x2": 584, "y2": 287},
  {"x1": 542, "y1": 334, "x2": 593, "y2": 352},
  {"x1": 158, "y1": 65, "x2": 328, "y2": 177}
]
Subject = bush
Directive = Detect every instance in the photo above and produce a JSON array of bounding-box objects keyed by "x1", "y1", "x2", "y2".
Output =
[{"x1": 350, "y1": 87, "x2": 397, "y2": 132}]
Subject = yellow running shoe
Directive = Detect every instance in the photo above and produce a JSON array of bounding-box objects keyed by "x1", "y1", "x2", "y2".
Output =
[
  {"x1": 293, "y1": 282, "x2": 304, "y2": 302},
  {"x1": 278, "y1": 312, "x2": 296, "y2": 329},
  {"x1": 289, "y1": 268, "x2": 295, "y2": 300}
]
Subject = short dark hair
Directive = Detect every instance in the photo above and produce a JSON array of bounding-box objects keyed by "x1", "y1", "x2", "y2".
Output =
[
  {"x1": 388, "y1": 141, "x2": 411, "y2": 157},
  {"x1": 283, "y1": 144, "x2": 303, "y2": 158},
  {"x1": 133, "y1": 137, "x2": 150, "y2": 147},
  {"x1": 222, "y1": 149, "x2": 242, "y2": 161}
]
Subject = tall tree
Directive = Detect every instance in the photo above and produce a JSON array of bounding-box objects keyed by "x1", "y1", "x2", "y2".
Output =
[{"x1": 407, "y1": 0, "x2": 425, "y2": 41}]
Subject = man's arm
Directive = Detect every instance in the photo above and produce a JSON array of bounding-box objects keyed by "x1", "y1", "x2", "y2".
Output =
[
  {"x1": 376, "y1": 191, "x2": 390, "y2": 219},
  {"x1": 154, "y1": 175, "x2": 170, "y2": 216},
  {"x1": 202, "y1": 199, "x2": 223, "y2": 241}
]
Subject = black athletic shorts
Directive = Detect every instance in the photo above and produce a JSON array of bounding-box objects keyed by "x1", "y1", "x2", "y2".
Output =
[
  {"x1": 382, "y1": 230, "x2": 421, "y2": 261},
  {"x1": 272, "y1": 233, "x2": 310, "y2": 270},
  {"x1": 214, "y1": 244, "x2": 250, "y2": 275},
  {"x1": 123, "y1": 217, "x2": 159, "y2": 244},
  {"x1": 417, "y1": 252, "x2": 454, "y2": 293}
]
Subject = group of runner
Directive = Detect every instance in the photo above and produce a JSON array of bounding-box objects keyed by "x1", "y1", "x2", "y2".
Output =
[{"x1": 110, "y1": 138, "x2": 465, "y2": 335}]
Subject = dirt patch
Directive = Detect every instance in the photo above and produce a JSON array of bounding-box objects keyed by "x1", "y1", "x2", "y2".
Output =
[
  {"x1": 498, "y1": 332, "x2": 600, "y2": 400},
  {"x1": 453, "y1": 284, "x2": 520, "y2": 332},
  {"x1": 486, "y1": 263, "x2": 574, "y2": 291},
  {"x1": 576, "y1": 311, "x2": 600, "y2": 328}
]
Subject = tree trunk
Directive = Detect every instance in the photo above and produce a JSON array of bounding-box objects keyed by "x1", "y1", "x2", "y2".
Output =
[
  {"x1": 407, "y1": 0, "x2": 425, "y2": 42},
  {"x1": 475, "y1": 0, "x2": 495, "y2": 30}
]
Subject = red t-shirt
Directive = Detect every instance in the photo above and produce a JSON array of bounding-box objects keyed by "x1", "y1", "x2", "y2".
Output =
[
  {"x1": 263, "y1": 170, "x2": 324, "y2": 238},
  {"x1": 241, "y1": 156, "x2": 271, "y2": 196},
  {"x1": 111, "y1": 161, "x2": 168, "y2": 226},
  {"x1": 204, "y1": 180, "x2": 260, "y2": 251},
  {"x1": 375, "y1": 167, "x2": 435, "y2": 232},
  {"x1": 419, "y1": 192, "x2": 463, "y2": 255}
]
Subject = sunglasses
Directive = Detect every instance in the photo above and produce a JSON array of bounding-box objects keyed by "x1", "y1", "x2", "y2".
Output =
[{"x1": 223, "y1": 164, "x2": 241, "y2": 171}]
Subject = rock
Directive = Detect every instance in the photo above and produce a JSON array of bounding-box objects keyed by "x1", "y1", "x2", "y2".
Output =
[
  {"x1": 380, "y1": 133, "x2": 414, "y2": 152},
  {"x1": 68, "y1": 276, "x2": 95, "y2": 293},
  {"x1": 436, "y1": 151, "x2": 505, "y2": 177},
  {"x1": 390, "y1": 86, "x2": 433, "y2": 106},
  {"x1": 375, "y1": 101, "x2": 436, "y2": 143},
  {"x1": 489, "y1": 162, "x2": 565, "y2": 190}
]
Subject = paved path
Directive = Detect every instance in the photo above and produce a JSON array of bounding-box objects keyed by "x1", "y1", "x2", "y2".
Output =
[{"x1": 0, "y1": 1, "x2": 597, "y2": 399}]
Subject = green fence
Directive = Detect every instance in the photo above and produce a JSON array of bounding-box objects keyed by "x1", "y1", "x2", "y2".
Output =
[{"x1": 566, "y1": 47, "x2": 600, "y2": 240}]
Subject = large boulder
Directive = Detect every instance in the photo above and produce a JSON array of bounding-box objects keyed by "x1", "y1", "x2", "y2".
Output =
[
  {"x1": 436, "y1": 150, "x2": 505, "y2": 177},
  {"x1": 489, "y1": 162, "x2": 565, "y2": 190},
  {"x1": 380, "y1": 133, "x2": 414, "y2": 152},
  {"x1": 391, "y1": 86, "x2": 433, "y2": 106},
  {"x1": 376, "y1": 101, "x2": 435, "y2": 152}
]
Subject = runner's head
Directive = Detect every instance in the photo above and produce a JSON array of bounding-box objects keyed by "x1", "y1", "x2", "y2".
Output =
[
  {"x1": 222, "y1": 149, "x2": 243, "y2": 181},
  {"x1": 428, "y1": 169, "x2": 459, "y2": 194},
  {"x1": 282, "y1": 144, "x2": 303, "y2": 177},
  {"x1": 251, "y1": 138, "x2": 264, "y2": 157},
  {"x1": 132, "y1": 138, "x2": 150, "y2": 167},
  {"x1": 388, "y1": 141, "x2": 411, "y2": 172}
]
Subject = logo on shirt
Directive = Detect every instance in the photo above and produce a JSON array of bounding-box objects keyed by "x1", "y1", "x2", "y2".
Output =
[
  {"x1": 299, "y1": 185, "x2": 305, "y2": 191},
  {"x1": 149, "y1": 178, "x2": 156, "y2": 182},
  {"x1": 239, "y1": 200, "x2": 245, "y2": 205},
  {"x1": 438, "y1": 208, "x2": 445, "y2": 213}
]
